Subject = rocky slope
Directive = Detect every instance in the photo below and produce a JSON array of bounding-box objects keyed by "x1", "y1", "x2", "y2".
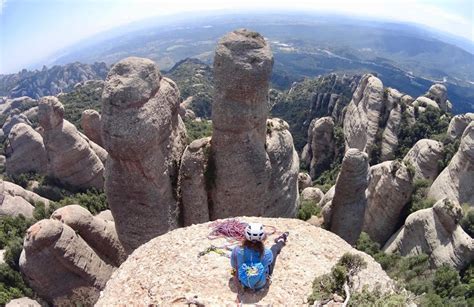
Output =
[
  {"x1": 97, "y1": 217, "x2": 395, "y2": 306},
  {"x1": 165, "y1": 58, "x2": 214, "y2": 118}
]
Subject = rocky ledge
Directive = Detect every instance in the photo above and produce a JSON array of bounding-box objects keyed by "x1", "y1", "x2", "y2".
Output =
[{"x1": 97, "y1": 217, "x2": 395, "y2": 305}]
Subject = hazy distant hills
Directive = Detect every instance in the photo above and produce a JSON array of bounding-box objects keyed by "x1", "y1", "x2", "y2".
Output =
[
  {"x1": 43, "y1": 13, "x2": 474, "y2": 113},
  {"x1": 2, "y1": 13, "x2": 473, "y2": 113},
  {"x1": 47, "y1": 14, "x2": 473, "y2": 81}
]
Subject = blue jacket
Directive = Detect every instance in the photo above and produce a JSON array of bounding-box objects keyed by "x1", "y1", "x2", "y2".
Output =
[{"x1": 231, "y1": 246, "x2": 273, "y2": 289}]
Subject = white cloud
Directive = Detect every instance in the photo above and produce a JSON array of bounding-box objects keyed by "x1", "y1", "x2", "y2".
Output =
[{"x1": 0, "y1": 0, "x2": 7, "y2": 14}]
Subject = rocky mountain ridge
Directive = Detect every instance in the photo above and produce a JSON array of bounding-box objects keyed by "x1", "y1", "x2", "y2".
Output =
[{"x1": 0, "y1": 62, "x2": 108, "y2": 99}]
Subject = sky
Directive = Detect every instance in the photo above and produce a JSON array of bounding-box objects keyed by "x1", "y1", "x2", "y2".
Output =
[{"x1": 0, "y1": 0, "x2": 473, "y2": 74}]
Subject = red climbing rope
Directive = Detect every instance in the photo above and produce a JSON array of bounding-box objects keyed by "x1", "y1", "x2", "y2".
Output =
[
  {"x1": 207, "y1": 219, "x2": 277, "y2": 241},
  {"x1": 208, "y1": 219, "x2": 247, "y2": 241}
]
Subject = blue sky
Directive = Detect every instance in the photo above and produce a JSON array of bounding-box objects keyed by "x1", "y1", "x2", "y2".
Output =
[{"x1": 0, "y1": 0, "x2": 473, "y2": 74}]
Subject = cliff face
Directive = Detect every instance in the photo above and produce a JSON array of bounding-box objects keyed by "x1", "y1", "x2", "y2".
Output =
[{"x1": 97, "y1": 217, "x2": 395, "y2": 306}]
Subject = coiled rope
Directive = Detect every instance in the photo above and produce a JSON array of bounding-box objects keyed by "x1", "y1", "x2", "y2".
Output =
[{"x1": 207, "y1": 219, "x2": 277, "y2": 242}]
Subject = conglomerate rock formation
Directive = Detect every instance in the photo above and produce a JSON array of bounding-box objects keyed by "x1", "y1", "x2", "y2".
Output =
[
  {"x1": 403, "y1": 139, "x2": 444, "y2": 181},
  {"x1": 5, "y1": 123, "x2": 47, "y2": 176},
  {"x1": 428, "y1": 122, "x2": 474, "y2": 205},
  {"x1": 38, "y1": 96, "x2": 105, "y2": 190},
  {"x1": 425, "y1": 84, "x2": 452, "y2": 112},
  {"x1": 0, "y1": 180, "x2": 51, "y2": 218},
  {"x1": 383, "y1": 198, "x2": 473, "y2": 270},
  {"x1": 81, "y1": 109, "x2": 103, "y2": 146},
  {"x1": 19, "y1": 205, "x2": 125, "y2": 305},
  {"x1": 210, "y1": 29, "x2": 298, "y2": 219},
  {"x1": 101, "y1": 57, "x2": 187, "y2": 253},
  {"x1": 363, "y1": 160, "x2": 414, "y2": 245},
  {"x1": 343, "y1": 74, "x2": 384, "y2": 155},
  {"x1": 447, "y1": 113, "x2": 474, "y2": 141},
  {"x1": 179, "y1": 137, "x2": 211, "y2": 226},
  {"x1": 380, "y1": 90, "x2": 414, "y2": 161},
  {"x1": 180, "y1": 29, "x2": 299, "y2": 224},
  {"x1": 329, "y1": 148, "x2": 369, "y2": 244},
  {"x1": 305, "y1": 116, "x2": 336, "y2": 179},
  {"x1": 97, "y1": 217, "x2": 395, "y2": 306}
]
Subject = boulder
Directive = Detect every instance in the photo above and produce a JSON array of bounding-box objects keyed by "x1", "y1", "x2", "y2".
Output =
[
  {"x1": 209, "y1": 29, "x2": 298, "y2": 219},
  {"x1": 179, "y1": 97, "x2": 197, "y2": 121},
  {"x1": 425, "y1": 84, "x2": 451, "y2": 112},
  {"x1": 403, "y1": 139, "x2": 444, "y2": 181},
  {"x1": 306, "y1": 117, "x2": 336, "y2": 178},
  {"x1": 21, "y1": 106, "x2": 39, "y2": 125},
  {"x1": 301, "y1": 187, "x2": 324, "y2": 203},
  {"x1": 5, "y1": 123, "x2": 47, "y2": 176},
  {"x1": 413, "y1": 96, "x2": 439, "y2": 110},
  {"x1": 0, "y1": 96, "x2": 37, "y2": 116},
  {"x1": 95, "y1": 209, "x2": 114, "y2": 222},
  {"x1": 81, "y1": 109, "x2": 103, "y2": 146},
  {"x1": 343, "y1": 74, "x2": 384, "y2": 155},
  {"x1": 0, "y1": 194, "x2": 34, "y2": 218},
  {"x1": 38, "y1": 96, "x2": 105, "y2": 190},
  {"x1": 428, "y1": 122, "x2": 474, "y2": 205},
  {"x1": 2, "y1": 180, "x2": 50, "y2": 207},
  {"x1": 383, "y1": 198, "x2": 473, "y2": 270},
  {"x1": 101, "y1": 57, "x2": 187, "y2": 253},
  {"x1": 329, "y1": 149, "x2": 369, "y2": 244},
  {"x1": 5, "y1": 297, "x2": 41, "y2": 307},
  {"x1": 363, "y1": 161, "x2": 414, "y2": 245},
  {"x1": 298, "y1": 172, "x2": 312, "y2": 191},
  {"x1": 51, "y1": 205, "x2": 126, "y2": 266},
  {"x1": 447, "y1": 113, "x2": 474, "y2": 141},
  {"x1": 2, "y1": 113, "x2": 32, "y2": 138},
  {"x1": 97, "y1": 217, "x2": 395, "y2": 305},
  {"x1": 20, "y1": 218, "x2": 115, "y2": 305},
  {"x1": 179, "y1": 137, "x2": 211, "y2": 226}
]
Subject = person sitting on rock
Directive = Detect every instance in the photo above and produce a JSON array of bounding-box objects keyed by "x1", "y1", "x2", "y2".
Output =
[{"x1": 230, "y1": 223, "x2": 289, "y2": 291}]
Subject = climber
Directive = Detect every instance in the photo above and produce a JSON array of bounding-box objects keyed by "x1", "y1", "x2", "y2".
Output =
[{"x1": 230, "y1": 223, "x2": 289, "y2": 291}]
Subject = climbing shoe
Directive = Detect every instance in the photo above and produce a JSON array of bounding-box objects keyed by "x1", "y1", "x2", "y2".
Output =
[{"x1": 274, "y1": 231, "x2": 289, "y2": 244}]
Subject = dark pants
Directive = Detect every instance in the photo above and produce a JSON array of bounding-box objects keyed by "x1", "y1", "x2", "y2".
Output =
[{"x1": 268, "y1": 241, "x2": 285, "y2": 276}]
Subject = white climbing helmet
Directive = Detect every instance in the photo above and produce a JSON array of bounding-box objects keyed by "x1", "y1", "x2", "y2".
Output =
[{"x1": 244, "y1": 223, "x2": 265, "y2": 242}]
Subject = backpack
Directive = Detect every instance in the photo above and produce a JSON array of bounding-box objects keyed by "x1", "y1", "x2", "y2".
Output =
[{"x1": 236, "y1": 247, "x2": 266, "y2": 289}]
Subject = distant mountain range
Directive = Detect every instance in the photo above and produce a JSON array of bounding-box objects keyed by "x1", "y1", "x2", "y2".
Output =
[
  {"x1": 0, "y1": 62, "x2": 107, "y2": 99},
  {"x1": 1, "y1": 13, "x2": 473, "y2": 113}
]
